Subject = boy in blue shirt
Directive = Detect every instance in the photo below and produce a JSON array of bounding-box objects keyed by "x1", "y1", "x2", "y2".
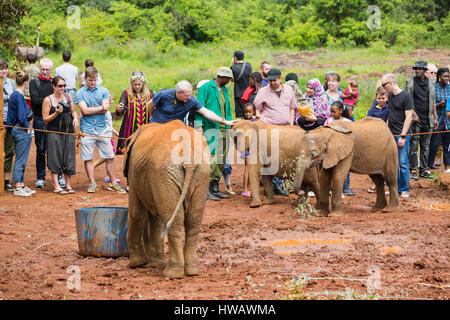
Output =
[{"x1": 75, "y1": 66, "x2": 126, "y2": 194}]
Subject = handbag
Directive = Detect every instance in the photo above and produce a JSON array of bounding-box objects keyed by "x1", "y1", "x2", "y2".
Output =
[{"x1": 26, "y1": 109, "x2": 34, "y2": 122}]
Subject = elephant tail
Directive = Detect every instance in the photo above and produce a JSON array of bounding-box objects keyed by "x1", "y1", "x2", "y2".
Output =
[{"x1": 161, "y1": 164, "x2": 196, "y2": 238}]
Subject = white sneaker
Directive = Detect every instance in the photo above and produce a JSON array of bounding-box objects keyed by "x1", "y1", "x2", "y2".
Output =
[
  {"x1": 308, "y1": 191, "x2": 315, "y2": 197},
  {"x1": 400, "y1": 192, "x2": 409, "y2": 198},
  {"x1": 14, "y1": 187, "x2": 32, "y2": 197},
  {"x1": 23, "y1": 186, "x2": 36, "y2": 195},
  {"x1": 341, "y1": 194, "x2": 345, "y2": 199}
]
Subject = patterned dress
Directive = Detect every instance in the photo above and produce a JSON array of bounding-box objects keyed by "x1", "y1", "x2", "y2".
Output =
[{"x1": 115, "y1": 89, "x2": 153, "y2": 154}]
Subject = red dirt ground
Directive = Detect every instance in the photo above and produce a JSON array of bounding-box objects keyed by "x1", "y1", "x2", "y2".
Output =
[{"x1": 0, "y1": 142, "x2": 449, "y2": 300}]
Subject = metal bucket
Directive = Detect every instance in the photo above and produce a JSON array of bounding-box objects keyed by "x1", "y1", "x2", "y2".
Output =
[{"x1": 75, "y1": 207, "x2": 129, "y2": 257}]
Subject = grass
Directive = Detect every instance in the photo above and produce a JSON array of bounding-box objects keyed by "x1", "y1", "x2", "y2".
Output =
[{"x1": 42, "y1": 42, "x2": 447, "y2": 130}]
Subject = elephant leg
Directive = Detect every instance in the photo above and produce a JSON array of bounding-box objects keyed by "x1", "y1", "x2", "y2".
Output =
[
  {"x1": 145, "y1": 213, "x2": 166, "y2": 269},
  {"x1": 183, "y1": 199, "x2": 205, "y2": 276},
  {"x1": 318, "y1": 169, "x2": 331, "y2": 216},
  {"x1": 305, "y1": 167, "x2": 321, "y2": 209},
  {"x1": 127, "y1": 191, "x2": 148, "y2": 268},
  {"x1": 262, "y1": 175, "x2": 275, "y2": 205},
  {"x1": 369, "y1": 174, "x2": 387, "y2": 212},
  {"x1": 329, "y1": 159, "x2": 352, "y2": 216},
  {"x1": 384, "y1": 167, "x2": 400, "y2": 211},
  {"x1": 249, "y1": 164, "x2": 263, "y2": 207},
  {"x1": 164, "y1": 223, "x2": 185, "y2": 279}
]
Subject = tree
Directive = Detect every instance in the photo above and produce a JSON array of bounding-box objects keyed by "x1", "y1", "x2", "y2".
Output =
[{"x1": 0, "y1": 0, "x2": 28, "y2": 58}]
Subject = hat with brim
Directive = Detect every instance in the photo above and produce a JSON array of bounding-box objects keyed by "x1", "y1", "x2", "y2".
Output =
[
  {"x1": 217, "y1": 67, "x2": 234, "y2": 79},
  {"x1": 267, "y1": 68, "x2": 281, "y2": 81},
  {"x1": 413, "y1": 60, "x2": 428, "y2": 70}
]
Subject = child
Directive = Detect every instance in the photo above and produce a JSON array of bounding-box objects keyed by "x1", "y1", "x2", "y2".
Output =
[
  {"x1": 324, "y1": 101, "x2": 351, "y2": 126},
  {"x1": 325, "y1": 101, "x2": 353, "y2": 197},
  {"x1": 366, "y1": 87, "x2": 389, "y2": 193},
  {"x1": 340, "y1": 79, "x2": 359, "y2": 120},
  {"x1": 241, "y1": 103, "x2": 257, "y2": 197},
  {"x1": 367, "y1": 86, "x2": 389, "y2": 122}
]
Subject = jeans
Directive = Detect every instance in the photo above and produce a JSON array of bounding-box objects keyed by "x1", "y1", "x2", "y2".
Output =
[
  {"x1": 428, "y1": 118, "x2": 450, "y2": 167},
  {"x1": 11, "y1": 127, "x2": 32, "y2": 183},
  {"x1": 409, "y1": 122, "x2": 432, "y2": 173},
  {"x1": 343, "y1": 172, "x2": 351, "y2": 191},
  {"x1": 4, "y1": 129, "x2": 15, "y2": 173},
  {"x1": 33, "y1": 116, "x2": 47, "y2": 180},
  {"x1": 395, "y1": 135, "x2": 410, "y2": 193}
]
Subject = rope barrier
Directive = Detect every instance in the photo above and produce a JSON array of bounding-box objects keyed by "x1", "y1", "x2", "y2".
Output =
[
  {"x1": 2, "y1": 124, "x2": 130, "y2": 140},
  {"x1": 2, "y1": 124, "x2": 450, "y2": 139}
]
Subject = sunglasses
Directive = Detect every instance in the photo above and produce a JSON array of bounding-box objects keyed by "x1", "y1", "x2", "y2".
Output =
[
  {"x1": 429, "y1": 71, "x2": 437, "y2": 75},
  {"x1": 57, "y1": 84, "x2": 66, "y2": 88},
  {"x1": 132, "y1": 71, "x2": 144, "y2": 76},
  {"x1": 382, "y1": 82, "x2": 390, "y2": 88}
]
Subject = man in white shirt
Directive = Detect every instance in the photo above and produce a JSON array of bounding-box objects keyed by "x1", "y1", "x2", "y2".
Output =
[{"x1": 55, "y1": 50, "x2": 78, "y2": 99}]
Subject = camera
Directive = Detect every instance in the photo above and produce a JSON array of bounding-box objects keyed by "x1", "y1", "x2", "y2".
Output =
[{"x1": 57, "y1": 101, "x2": 71, "y2": 113}]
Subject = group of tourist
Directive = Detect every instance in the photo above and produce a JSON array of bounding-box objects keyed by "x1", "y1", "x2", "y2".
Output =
[{"x1": 2, "y1": 49, "x2": 449, "y2": 200}]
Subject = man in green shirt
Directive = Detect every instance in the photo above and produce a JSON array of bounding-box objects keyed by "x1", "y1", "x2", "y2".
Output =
[{"x1": 195, "y1": 67, "x2": 234, "y2": 200}]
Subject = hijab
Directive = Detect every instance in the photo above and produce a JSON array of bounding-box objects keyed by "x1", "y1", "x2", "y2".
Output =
[{"x1": 303, "y1": 78, "x2": 331, "y2": 119}]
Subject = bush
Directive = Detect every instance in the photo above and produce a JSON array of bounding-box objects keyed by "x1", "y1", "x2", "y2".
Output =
[{"x1": 281, "y1": 17, "x2": 327, "y2": 49}]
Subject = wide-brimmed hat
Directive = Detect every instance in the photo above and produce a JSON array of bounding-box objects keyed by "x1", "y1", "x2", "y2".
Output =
[
  {"x1": 413, "y1": 60, "x2": 428, "y2": 70},
  {"x1": 217, "y1": 67, "x2": 234, "y2": 79}
]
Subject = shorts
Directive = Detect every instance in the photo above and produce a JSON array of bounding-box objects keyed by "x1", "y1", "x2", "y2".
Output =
[{"x1": 80, "y1": 135, "x2": 115, "y2": 161}]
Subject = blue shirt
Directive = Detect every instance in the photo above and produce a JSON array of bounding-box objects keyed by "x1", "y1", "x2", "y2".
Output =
[
  {"x1": 435, "y1": 82, "x2": 450, "y2": 129},
  {"x1": 6, "y1": 91, "x2": 30, "y2": 133},
  {"x1": 367, "y1": 104, "x2": 389, "y2": 122},
  {"x1": 75, "y1": 85, "x2": 110, "y2": 135},
  {"x1": 150, "y1": 89, "x2": 203, "y2": 124}
]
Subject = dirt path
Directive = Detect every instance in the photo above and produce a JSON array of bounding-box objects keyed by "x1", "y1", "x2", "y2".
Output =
[{"x1": 0, "y1": 140, "x2": 449, "y2": 300}]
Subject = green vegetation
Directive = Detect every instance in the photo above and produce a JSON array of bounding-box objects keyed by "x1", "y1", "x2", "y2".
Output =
[
  {"x1": 1, "y1": 0, "x2": 449, "y2": 126},
  {"x1": 5, "y1": 0, "x2": 449, "y2": 55}
]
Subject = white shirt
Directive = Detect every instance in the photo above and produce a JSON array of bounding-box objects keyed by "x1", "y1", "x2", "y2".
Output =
[
  {"x1": 55, "y1": 63, "x2": 78, "y2": 90},
  {"x1": 81, "y1": 72, "x2": 103, "y2": 86}
]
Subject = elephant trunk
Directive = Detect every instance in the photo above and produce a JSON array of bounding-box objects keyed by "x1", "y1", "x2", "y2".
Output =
[{"x1": 292, "y1": 160, "x2": 308, "y2": 195}]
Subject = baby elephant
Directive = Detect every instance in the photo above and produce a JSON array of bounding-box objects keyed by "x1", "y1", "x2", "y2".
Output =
[{"x1": 124, "y1": 120, "x2": 210, "y2": 279}]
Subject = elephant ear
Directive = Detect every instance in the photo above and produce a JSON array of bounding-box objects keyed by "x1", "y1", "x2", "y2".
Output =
[
  {"x1": 325, "y1": 121, "x2": 352, "y2": 134},
  {"x1": 322, "y1": 128, "x2": 354, "y2": 169},
  {"x1": 233, "y1": 120, "x2": 257, "y2": 153},
  {"x1": 123, "y1": 126, "x2": 145, "y2": 178}
]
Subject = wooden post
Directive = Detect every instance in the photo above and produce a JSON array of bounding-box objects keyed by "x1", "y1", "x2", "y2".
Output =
[{"x1": 0, "y1": 75, "x2": 5, "y2": 193}]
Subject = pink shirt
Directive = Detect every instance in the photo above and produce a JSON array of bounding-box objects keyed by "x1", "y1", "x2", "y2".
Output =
[
  {"x1": 342, "y1": 88, "x2": 359, "y2": 107},
  {"x1": 253, "y1": 84, "x2": 296, "y2": 125}
]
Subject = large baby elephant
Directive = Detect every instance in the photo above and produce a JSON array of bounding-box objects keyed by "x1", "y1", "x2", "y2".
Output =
[
  {"x1": 124, "y1": 120, "x2": 210, "y2": 279},
  {"x1": 232, "y1": 120, "x2": 321, "y2": 208},
  {"x1": 293, "y1": 117, "x2": 399, "y2": 216}
]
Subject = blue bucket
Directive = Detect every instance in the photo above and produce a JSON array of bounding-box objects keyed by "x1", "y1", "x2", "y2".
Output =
[{"x1": 75, "y1": 207, "x2": 129, "y2": 257}]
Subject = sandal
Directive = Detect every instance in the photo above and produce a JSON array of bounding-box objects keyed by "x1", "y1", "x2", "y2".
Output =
[
  {"x1": 367, "y1": 187, "x2": 376, "y2": 193},
  {"x1": 67, "y1": 188, "x2": 75, "y2": 194},
  {"x1": 54, "y1": 189, "x2": 68, "y2": 195}
]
